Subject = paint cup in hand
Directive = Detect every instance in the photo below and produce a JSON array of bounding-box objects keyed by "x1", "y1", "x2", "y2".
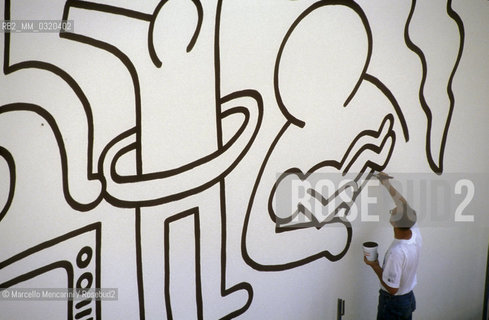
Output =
[{"x1": 363, "y1": 241, "x2": 378, "y2": 261}]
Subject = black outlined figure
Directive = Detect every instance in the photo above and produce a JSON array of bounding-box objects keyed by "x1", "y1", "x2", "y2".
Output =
[
  {"x1": 241, "y1": 0, "x2": 464, "y2": 272},
  {"x1": 404, "y1": 0, "x2": 464, "y2": 173},
  {"x1": 0, "y1": 223, "x2": 101, "y2": 320},
  {"x1": 58, "y1": 0, "x2": 257, "y2": 318},
  {"x1": 56, "y1": 1, "x2": 262, "y2": 206},
  {"x1": 243, "y1": 1, "x2": 398, "y2": 271}
]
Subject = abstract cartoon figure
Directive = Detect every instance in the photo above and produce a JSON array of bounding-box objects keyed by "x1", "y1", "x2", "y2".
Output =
[{"x1": 243, "y1": 0, "x2": 463, "y2": 271}]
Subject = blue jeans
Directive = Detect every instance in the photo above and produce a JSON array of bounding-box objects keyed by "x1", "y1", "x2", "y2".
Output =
[{"x1": 377, "y1": 289, "x2": 416, "y2": 320}]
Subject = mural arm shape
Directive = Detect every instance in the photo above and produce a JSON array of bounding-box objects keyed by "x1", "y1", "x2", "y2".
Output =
[{"x1": 242, "y1": 113, "x2": 395, "y2": 271}]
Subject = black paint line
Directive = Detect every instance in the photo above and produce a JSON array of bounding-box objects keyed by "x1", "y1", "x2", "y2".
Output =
[
  {"x1": 363, "y1": 73, "x2": 409, "y2": 142},
  {"x1": 241, "y1": 121, "x2": 289, "y2": 269},
  {"x1": 219, "y1": 178, "x2": 254, "y2": 320},
  {"x1": 62, "y1": 0, "x2": 210, "y2": 180},
  {"x1": 215, "y1": 1, "x2": 253, "y2": 317},
  {"x1": 97, "y1": 127, "x2": 136, "y2": 176},
  {"x1": 271, "y1": 113, "x2": 392, "y2": 190},
  {"x1": 404, "y1": 0, "x2": 464, "y2": 174},
  {"x1": 0, "y1": 261, "x2": 75, "y2": 320},
  {"x1": 65, "y1": 0, "x2": 152, "y2": 21},
  {"x1": 276, "y1": 213, "x2": 348, "y2": 234},
  {"x1": 94, "y1": 220, "x2": 102, "y2": 320},
  {"x1": 341, "y1": 115, "x2": 395, "y2": 174},
  {"x1": 56, "y1": 6, "x2": 250, "y2": 316},
  {"x1": 111, "y1": 105, "x2": 249, "y2": 183},
  {"x1": 214, "y1": 0, "x2": 224, "y2": 149},
  {"x1": 243, "y1": 122, "x2": 351, "y2": 270},
  {"x1": 342, "y1": 128, "x2": 395, "y2": 174},
  {"x1": 404, "y1": 0, "x2": 432, "y2": 172},
  {"x1": 337, "y1": 114, "x2": 394, "y2": 171},
  {"x1": 0, "y1": 223, "x2": 102, "y2": 319},
  {"x1": 0, "y1": 222, "x2": 100, "y2": 268},
  {"x1": 354, "y1": 131, "x2": 396, "y2": 176},
  {"x1": 0, "y1": 260, "x2": 73, "y2": 290},
  {"x1": 267, "y1": 167, "x2": 307, "y2": 225},
  {"x1": 97, "y1": 128, "x2": 136, "y2": 207},
  {"x1": 164, "y1": 208, "x2": 203, "y2": 320},
  {"x1": 4, "y1": 60, "x2": 98, "y2": 177},
  {"x1": 0, "y1": 223, "x2": 100, "y2": 318},
  {"x1": 274, "y1": 0, "x2": 373, "y2": 128},
  {"x1": 0, "y1": 147, "x2": 15, "y2": 222},
  {"x1": 244, "y1": 217, "x2": 352, "y2": 271},
  {"x1": 98, "y1": 132, "x2": 138, "y2": 207},
  {"x1": 275, "y1": 171, "x2": 367, "y2": 231},
  {"x1": 194, "y1": 208, "x2": 204, "y2": 320},
  {"x1": 243, "y1": 114, "x2": 395, "y2": 270},
  {"x1": 6, "y1": 1, "x2": 99, "y2": 185},
  {"x1": 59, "y1": 30, "x2": 143, "y2": 177},
  {"x1": 4, "y1": 1, "x2": 103, "y2": 211},
  {"x1": 0, "y1": 222, "x2": 100, "y2": 319},
  {"x1": 0, "y1": 103, "x2": 104, "y2": 212},
  {"x1": 148, "y1": 0, "x2": 204, "y2": 67},
  {"x1": 3, "y1": 0, "x2": 11, "y2": 75},
  {"x1": 340, "y1": 0, "x2": 372, "y2": 108},
  {"x1": 216, "y1": 137, "x2": 254, "y2": 317},
  {"x1": 3, "y1": 62, "x2": 98, "y2": 180},
  {"x1": 147, "y1": 0, "x2": 167, "y2": 68},
  {"x1": 63, "y1": 0, "x2": 147, "y2": 177},
  {"x1": 267, "y1": 164, "x2": 344, "y2": 225},
  {"x1": 76, "y1": 246, "x2": 93, "y2": 269},
  {"x1": 268, "y1": 124, "x2": 391, "y2": 229},
  {"x1": 443, "y1": 0, "x2": 465, "y2": 171},
  {"x1": 187, "y1": 0, "x2": 204, "y2": 53},
  {"x1": 75, "y1": 298, "x2": 92, "y2": 309},
  {"x1": 308, "y1": 180, "x2": 357, "y2": 207},
  {"x1": 135, "y1": 208, "x2": 146, "y2": 320},
  {"x1": 75, "y1": 307, "x2": 93, "y2": 319},
  {"x1": 76, "y1": 273, "x2": 93, "y2": 292},
  {"x1": 100, "y1": 90, "x2": 263, "y2": 208}
]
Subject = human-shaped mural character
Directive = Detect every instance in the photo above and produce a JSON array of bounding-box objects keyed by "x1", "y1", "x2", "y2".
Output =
[
  {"x1": 242, "y1": 0, "x2": 464, "y2": 271},
  {"x1": 0, "y1": 0, "x2": 465, "y2": 319}
]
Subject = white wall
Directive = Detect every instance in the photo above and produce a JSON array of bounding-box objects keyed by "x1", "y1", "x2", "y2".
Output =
[{"x1": 1, "y1": 0, "x2": 488, "y2": 319}]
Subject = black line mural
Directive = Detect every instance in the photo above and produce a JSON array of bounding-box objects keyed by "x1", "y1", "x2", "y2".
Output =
[
  {"x1": 164, "y1": 208, "x2": 203, "y2": 319},
  {"x1": 0, "y1": 0, "x2": 466, "y2": 318},
  {"x1": 0, "y1": 223, "x2": 101, "y2": 319},
  {"x1": 404, "y1": 0, "x2": 465, "y2": 174}
]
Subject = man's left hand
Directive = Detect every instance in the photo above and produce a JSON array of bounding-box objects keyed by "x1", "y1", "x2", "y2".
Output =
[{"x1": 364, "y1": 256, "x2": 380, "y2": 268}]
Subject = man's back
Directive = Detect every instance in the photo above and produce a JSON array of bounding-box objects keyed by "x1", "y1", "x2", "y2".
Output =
[{"x1": 382, "y1": 225, "x2": 422, "y2": 295}]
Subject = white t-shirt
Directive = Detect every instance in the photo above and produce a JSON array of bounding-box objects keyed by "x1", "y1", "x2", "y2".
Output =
[{"x1": 381, "y1": 224, "x2": 422, "y2": 295}]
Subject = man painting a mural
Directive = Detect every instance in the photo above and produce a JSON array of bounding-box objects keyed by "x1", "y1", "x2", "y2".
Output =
[
  {"x1": 364, "y1": 172, "x2": 422, "y2": 320},
  {"x1": 0, "y1": 0, "x2": 488, "y2": 319}
]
